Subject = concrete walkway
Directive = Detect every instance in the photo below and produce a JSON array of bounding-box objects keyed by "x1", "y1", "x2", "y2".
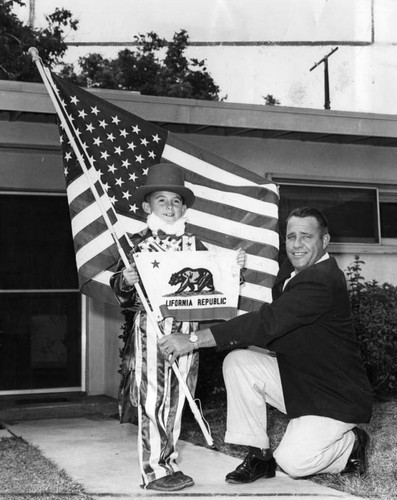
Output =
[{"x1": 2, "y1": 414, "x2": 368, "y2": 500}]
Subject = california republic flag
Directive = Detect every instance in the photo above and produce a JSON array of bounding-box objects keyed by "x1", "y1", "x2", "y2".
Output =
[{"x1": 134, "y1": 249, "x2": 240, "y2": 322}]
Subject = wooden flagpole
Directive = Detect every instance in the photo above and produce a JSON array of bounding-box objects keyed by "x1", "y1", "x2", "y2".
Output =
[{"x1": 29, "y1": 47, "x2": 214, "y2": 447}]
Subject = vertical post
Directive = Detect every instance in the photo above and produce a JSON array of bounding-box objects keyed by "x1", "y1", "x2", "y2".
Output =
[
  {"x1": 324, "y1": 59, "x2": 330, "y2": 110},
  {"x1": 28, "y1": 0, "x2": 36, "y2": 27},
  {"x1": 310, "y1": 47, "x2": 338, "y2": 110}
]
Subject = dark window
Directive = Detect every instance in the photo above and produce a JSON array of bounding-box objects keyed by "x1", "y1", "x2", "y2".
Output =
[
  {"x1": 0, "y1": 193, "x2": 81, "y2": 391},
  {"x1": 380, "y1": 203, "x2": 397, "y2": 238},
  {"x1": 0, "y1": 194, "x2": 78, "y2": 290},
  {"x1": 279, "y1": 184, "x2": 379, "y2": 244}
]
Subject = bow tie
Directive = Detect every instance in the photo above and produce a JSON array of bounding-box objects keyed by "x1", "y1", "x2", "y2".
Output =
[{"x1": 156, "y1": 230, "x2": 179, "y2": 241}]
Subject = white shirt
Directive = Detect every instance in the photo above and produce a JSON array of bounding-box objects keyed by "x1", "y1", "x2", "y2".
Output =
[{"x1": 282, "y1": 252, "x2": 330, "y2": 291}]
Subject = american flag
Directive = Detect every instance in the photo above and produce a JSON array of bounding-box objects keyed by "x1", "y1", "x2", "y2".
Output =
[{"x1": 51, "y1": 73, "x2": 279, "y2": 311}]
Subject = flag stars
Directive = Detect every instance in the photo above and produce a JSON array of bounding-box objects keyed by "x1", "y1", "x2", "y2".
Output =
[
  {"x1": 99, "y1": 119, "x2": 108, "y2": 128},
  {"x1": 64, "y1": 151, "x2": 72, "y2": 161},
  {"x1": 114, "y1": 146, "x2": 123, "y2": 155},
  {"x1": 127, "y1": 141, "x2": 136, "y2": 151},
  {"x1": 108, "y1": 164, "x2": 117, "y2": 174},
  {"x1": 86, "y1": 123, "x2": 94, "y2": 133},
  {"x1": 148, "y1": 150, "x2": 156, "y2": 159},
  {"x1": 115, "y1": 177, "x2": 124, "y2": 187},
  {"x1": 140, "y1": 137, "x2": 149, "y2": 147},
  {"x1": 129, "y1": 172, "x2": 137, "y2": 182},
  {"x1": 142, "y1": 167, "x2": 149, "y2": 176},
  {"x1": 129, "y1": 204, "x2": 138, "y2": 213},
  {"x1": 119, "y1": 129, "x2": 128, "y2": 138},
  {"x1": 122, "y1": 159, "x2": 131, "y2": 168},
  {"x1": 93, "y1": 136, "x2": 103, "y2": 146},
  {"x1": 152, "y1": 134, "x2": 161, "y2": 143},
  {"x1": 64, "y1": 166, "x2": 68, "y2": 176},
  {"x1": 132, "y1": 124, "x2": 141, "y2": 134},
  {"x1": 109, "y1": 195, "x2": 117, "y2": 205},
  {"x1": 122, "y1": 190, "x2": 132, "y2": 200},
  {"x1": 112, "y1": 116, "x2": 121, "y2": 125},
  {"x1": 70, "y1": 95, "x2": 79, "y2": 105},
  {"x1": 91, "y1": 106, "x2": 100, "y2": 115},
  {"x1": 135, "y1": 154, "x2": 144, "y2": 164},
  {"x1": 78, "y1": 109, "x2": 87, "y2": 119},
  {"x1": 107, "y1": 133, "x2": 115, "y2": 142},
  {"x1": 100, "y1": 151, "x2": 110, "y2": 160}
]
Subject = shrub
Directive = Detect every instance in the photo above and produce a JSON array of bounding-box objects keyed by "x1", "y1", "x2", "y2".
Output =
[{"x1": 346, "y1": 256, "x2": 397, "y2": 396}]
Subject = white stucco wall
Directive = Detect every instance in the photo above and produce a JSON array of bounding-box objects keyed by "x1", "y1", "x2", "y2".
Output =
[{"x1": 15, "y1": 0, "x2": 397, "y2": 114}]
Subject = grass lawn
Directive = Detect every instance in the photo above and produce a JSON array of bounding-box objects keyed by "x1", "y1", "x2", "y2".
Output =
[
  {"x1": 180, "y1": 393, "x2": 397, "y2": 500},
  {"x1": 0, "y1": 436, "x2": 93, "y2": 500}
]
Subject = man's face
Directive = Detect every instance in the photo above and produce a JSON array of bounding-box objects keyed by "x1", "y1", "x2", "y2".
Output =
[
  {"x1": 142, "y1": 190, "x2": 186, "y2": 224},
  {"x1": 286, "y1": 216, "x2": 330, "y2": 272}
]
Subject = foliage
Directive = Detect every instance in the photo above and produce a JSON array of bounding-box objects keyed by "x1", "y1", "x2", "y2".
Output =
[
  {"x1": 60, "y1": 29, "x2": 221, "y2": 101},
  {"x1": 262, "y1": 94, "x2": 281, "y2": 105},
  {"x1": 0, "y1": 0, "x2": 78, "y2": 81},
  {"x1": 1, "y1": 4, "x2": 220, "y2": 101},
  {"x1": 346, "y1": 255, "x2": 397, "y2": 395}
]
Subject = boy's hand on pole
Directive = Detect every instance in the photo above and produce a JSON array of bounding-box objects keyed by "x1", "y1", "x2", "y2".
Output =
[{"x1": 123, "y1": 263, "x2": 140, "y2": 286}]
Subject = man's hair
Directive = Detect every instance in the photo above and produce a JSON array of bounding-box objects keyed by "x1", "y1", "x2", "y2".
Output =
[{"x1": 286, "y1": 207, "x2": 329, "y2": 235}]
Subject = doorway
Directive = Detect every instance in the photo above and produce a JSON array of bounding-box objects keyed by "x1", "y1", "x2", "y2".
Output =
[{"x1": 0, "y1": 192, "x2": 82, "y2": 393}]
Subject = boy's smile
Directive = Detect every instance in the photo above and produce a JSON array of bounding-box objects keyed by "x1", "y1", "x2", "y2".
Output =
[{"x1": 142, "y1": 190, "x2": 187, "y2": 225}]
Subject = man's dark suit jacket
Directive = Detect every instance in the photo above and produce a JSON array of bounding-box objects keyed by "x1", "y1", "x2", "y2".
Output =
[{"x1": 211, "y1": 256, "x2": 373, "y2": 424}]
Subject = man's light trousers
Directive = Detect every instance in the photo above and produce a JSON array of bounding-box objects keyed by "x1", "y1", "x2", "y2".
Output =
[{"x1": 223, "y1": 348, "x2": 357, "y2": 477}]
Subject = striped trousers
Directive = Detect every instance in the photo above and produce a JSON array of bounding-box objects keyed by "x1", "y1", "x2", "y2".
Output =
[{"x1": 133, "y1": 312, "x2": 199, "y2": 486}]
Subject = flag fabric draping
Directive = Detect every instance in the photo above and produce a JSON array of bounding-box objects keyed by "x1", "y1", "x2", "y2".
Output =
[{"x1": 52, "y1": 73, "x2": 279, "y2": 311}]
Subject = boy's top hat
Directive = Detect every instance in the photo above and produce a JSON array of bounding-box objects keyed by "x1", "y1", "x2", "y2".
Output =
[{"x1": 134, "y1": 162, "x2": 195, "y2": 207}]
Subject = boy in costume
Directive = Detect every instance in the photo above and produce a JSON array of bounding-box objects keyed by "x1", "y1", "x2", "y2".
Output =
[{"x1": 111, "y1": 162, "x2": 245, "y2": 491}]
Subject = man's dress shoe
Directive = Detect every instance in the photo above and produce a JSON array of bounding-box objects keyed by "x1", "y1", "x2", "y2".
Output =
[
  {"x1": 341, "y1": 427, "x2": 370, "y2": 476},
  {"x1": 225, "y1": 452, "x2": 276, "y2": 483}
]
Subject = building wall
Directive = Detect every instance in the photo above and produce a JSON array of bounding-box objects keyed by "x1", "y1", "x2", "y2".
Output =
[
  {"x1": 2, "y1": 105, "x2": 397, "y2": 398},
  {"x1": 183, "y1": 134, "x2": 397, "y2": 184}
]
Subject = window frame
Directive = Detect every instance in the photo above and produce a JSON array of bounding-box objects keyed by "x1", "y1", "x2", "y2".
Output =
[{"x1": 277, "y1": 181, "x2": 381, "y2": 246}]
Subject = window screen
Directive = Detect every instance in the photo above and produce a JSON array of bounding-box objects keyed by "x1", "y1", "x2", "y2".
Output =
[{"x1": 279, "y1": 184, "x2": 379, "y2": 244}]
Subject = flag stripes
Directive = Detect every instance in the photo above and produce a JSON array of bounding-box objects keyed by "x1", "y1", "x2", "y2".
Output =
[
  {"x1": 48, "y1": 72, "x2": 279, "y2": 311},
  {"x1": 187, "y1": 182, "x2": 279, "y2": 219},
  {"x1": 188, "y1": 209, "x2": 279, "y2": 248}
]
